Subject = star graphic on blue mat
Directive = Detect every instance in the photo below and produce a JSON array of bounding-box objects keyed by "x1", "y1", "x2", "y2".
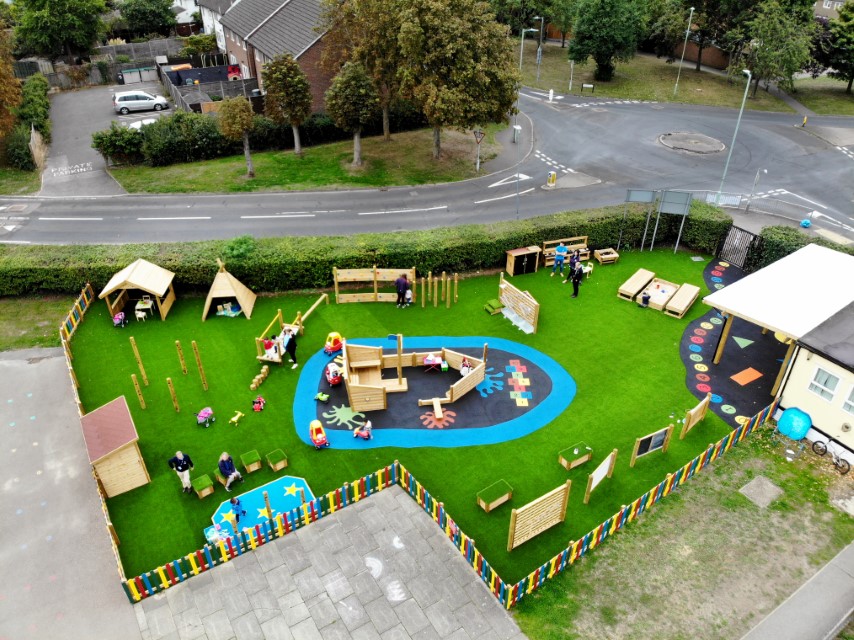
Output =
[{"x1": 284, "y1": 484, "x2": 298, "y2": 496}]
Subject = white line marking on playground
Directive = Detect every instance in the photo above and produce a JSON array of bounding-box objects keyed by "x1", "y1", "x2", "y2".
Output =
[
  {"x1": 38, "y1": 217, "x2": 103, "y2": 221},
  {"x1": 357, "y1": 205, "x2": 447, "y2": 216},
  {"x1": 137, "y1": 216, "x2": 212, "y2": 221},
  {"x1": 240, "y1": 214, "x2": 316, "y2": 219},
  {"x1": 474, "y1": 188, "x2": 535, "y2": 204},
  {"x1": 489, "y1": 174, "x2": 531, "y2": 188}
]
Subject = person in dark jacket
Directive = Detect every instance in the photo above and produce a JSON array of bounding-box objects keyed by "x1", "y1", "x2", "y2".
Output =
[
  {"x1": 570, "y1": 261, "x2": 584, "y2": 298},
  {"x1": 283, "y1": 328, "x2": 298, "y2": 369},
  {"x1": 395, "y1": 274, "x2": 409, "y2": 307},
  {"x1": 218, "y1": 452, "x2": 243, "y2": 491},
  {"x1": 168, "y1": 451, "x2": 194, "y2": 493}
]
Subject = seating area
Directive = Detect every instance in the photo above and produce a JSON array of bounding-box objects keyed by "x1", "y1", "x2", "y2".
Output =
[
  {"x1": 618, "y1": 269, "x2": 700, "y2": 318},
  {"x1": 618, "y1": 268, "x2": 655, "y2": 301},
  {"x1": 191, "y1": 474, "x2": 214, "y2": 499},
  {"x1": 664, "y1": 284, "x2": 701, "y2": 319},
  {"x1": 266, "y1": 448, "x2": 288, "y2": 472},
  {"x1": 240, "y1": 450, "x2": 262, "y2": 473}
]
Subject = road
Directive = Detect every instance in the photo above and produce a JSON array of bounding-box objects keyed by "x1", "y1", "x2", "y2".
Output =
[{"x1": 1, "y1": 89, "x2": 852, "y2": 244}]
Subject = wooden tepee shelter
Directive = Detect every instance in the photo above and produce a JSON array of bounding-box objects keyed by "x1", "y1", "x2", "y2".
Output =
[
  {"x1": 202, "y1": 258, "x2": 257, "y2": 321},
  {"x1": 80, "y1": 396, "x2": 150, "y2": 498},
  {"x1": 99, "y1": 258, "x2": 177, "y2": 320}
]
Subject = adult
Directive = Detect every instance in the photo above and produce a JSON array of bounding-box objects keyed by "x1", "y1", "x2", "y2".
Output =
[
  {"x1": 551, "y1": 242, "x2": 568, "y2": 277},
  {"x1": 168, "y1": 451, "x2": 194, "y2": 494},
  {"x1": 282, "y1": 328, "x2": 298, "y2": 369},
  {"x1": 563, "y1": 250, "x2": 582, "y2": 284},
  {"x1": 218, "y1": 452, "x2": 243, "y2": 491},
  {"x1": 395, "y1": 274, "x2": 409, "y2": 307},
  {"x1": 570, "y1": 260, "x2": 584, "y2": 298}
]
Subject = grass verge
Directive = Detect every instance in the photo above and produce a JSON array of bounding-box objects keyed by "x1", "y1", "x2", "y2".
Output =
[
  {"x1": 791, "y1": 76, "x2": 854, "y2": 116},
  {"x1": 108, "y1": 125, "x2": 502, "y2": 194},
  {"x1": 0, "y1": 294, "x2": 75, "y2": 351},
  {"x1": 0, "y1": 166, "x2": 41, "y2": 196},
  {"x1": 512, "y1": 428, "x2": 854, "y2": 639}
]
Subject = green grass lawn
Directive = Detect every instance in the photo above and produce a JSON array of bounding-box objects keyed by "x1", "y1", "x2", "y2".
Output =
[
  {"x1": 0, "y1": 166, "x2": 41, "y2": 196},
  {"x1": 522, "y1": 45, "x2": 792, "y2": 112},
  {"x1": 791, "y1": 76, "x2": 854, "y2": 115},
  {"x1": 108, "y1": 125, "x2": 502, "y2": 194},
  {"x1": 0, "y1": 294, "x2": 75, "y2": 350},
  {"x1": 69, "y1": 249, "x2": 736, "y2": 582}
]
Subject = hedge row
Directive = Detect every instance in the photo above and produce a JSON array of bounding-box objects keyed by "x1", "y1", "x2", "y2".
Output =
[
  {"x1": 5, "y1": 73, "x2": 52, "y2": 171},
  {"x1": 744, "y1": 225, "x2": 854, "y2": 272},
  {"x1": 0, "y1": 202, "x2": 732, "y2": 296}
]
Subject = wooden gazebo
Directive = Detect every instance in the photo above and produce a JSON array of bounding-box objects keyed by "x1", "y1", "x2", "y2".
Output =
[
  {"x1": 99, "y1": 258, "x2": 177, "y2": 320},
  {"x1": 80, "y1": 396, "x2": 150, "y2": 498}
]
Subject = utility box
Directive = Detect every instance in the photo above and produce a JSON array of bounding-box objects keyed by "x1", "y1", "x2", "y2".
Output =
[{"x1": 547, "y1": 171, "x2": 557, "y2": 188}]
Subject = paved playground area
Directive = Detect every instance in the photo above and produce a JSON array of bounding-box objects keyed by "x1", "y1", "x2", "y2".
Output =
[{"x1": 0, "y1": 349, "x2": 524, "y2": 640}]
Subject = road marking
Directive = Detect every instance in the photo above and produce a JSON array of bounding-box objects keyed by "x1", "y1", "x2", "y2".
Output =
[
  {"x1": 0, "y1": 240, "x2": 31, "y2": 244},
  {"x1": 38, "y1": 217, "x2": 103, "y2": 221},
  {"x1": 358, "y1": 205, "x2": 447, "y2": 216},
  {"x1": 474, "y1": 188, "x2": 535, "y2": 204},
  {"x1": 781, "y1": 190, "x2": 827, "y2": 209},
  {"x1": 137, "y1": 216, "x2": 211, "y2": 221},
  {"x1": 489, "y1": 174, "x2": 531, "y2": 188},
  {"x1": 240, "y1": 214, "x2": 316, "y2": 219}
]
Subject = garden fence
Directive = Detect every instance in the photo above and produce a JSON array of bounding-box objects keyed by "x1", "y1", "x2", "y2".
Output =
[
  {"x1": 94, "y1": 38, "x2": 186, "y2": 61},
  {"x1": 119, "y1": 397, "x2": 779, "y2": 606}
]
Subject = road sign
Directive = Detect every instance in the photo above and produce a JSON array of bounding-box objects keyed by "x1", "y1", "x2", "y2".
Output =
[{"x1": 473, "y1": 129, "x2": 485, "y2": 145}]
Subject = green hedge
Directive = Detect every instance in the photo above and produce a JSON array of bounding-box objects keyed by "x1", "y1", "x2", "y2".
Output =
[
  {"x1": 0, "y1": 202, "x2": 732, "y2": 296},
  {"x1": 744, "y1": 225, "x2": 854, "y2": 272},
  {"x1": 15, "y1": 73, "x2": 51, "y2": 142}
]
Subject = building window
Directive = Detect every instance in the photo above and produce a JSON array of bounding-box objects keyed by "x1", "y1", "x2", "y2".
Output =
[
  {"x1": 823, "y1": 0, "x2": 832, "y2": 8},
  {"x1": 834, "y1": 1, "x2": 843, "y2": 9},
  {"x1": 808, "y1": 367, "x2": 839, "y2": 401},
  {"x1": 844, "y1": 387, "x2": 854, "y2": 415}
]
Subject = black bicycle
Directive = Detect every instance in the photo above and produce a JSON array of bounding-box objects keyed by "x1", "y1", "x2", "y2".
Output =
[{"x1": 812, "y1": 439, "x2": 851, "y2": 475}]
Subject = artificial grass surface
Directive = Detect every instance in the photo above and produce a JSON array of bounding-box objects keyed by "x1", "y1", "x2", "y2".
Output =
[{"x1": 69, "y1": 248, "x2": 733, "y2": 582}]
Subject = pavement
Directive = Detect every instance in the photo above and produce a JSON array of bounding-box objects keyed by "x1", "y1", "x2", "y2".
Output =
[{"x1": 0, "y1": 349, "x2": 524, "y2": 640}]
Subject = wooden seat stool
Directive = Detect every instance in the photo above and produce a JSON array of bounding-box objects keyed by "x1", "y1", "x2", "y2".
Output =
[
  {"x1": 241, "y1": 450, "x2": 262, "y2": 473},
  {"x1": 192, "y1": 474, "x2": 215, "y2": 499},
  {"x1": 266, "y1": 449, "x2": 288, "y2": 472},
  {"x1": 213, "y1": 468, "x2": 228, "y2": 487}
]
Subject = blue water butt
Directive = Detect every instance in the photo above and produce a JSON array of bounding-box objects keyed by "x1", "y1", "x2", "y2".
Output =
[{"x1": 778, "y1": 407, "x2": 811, "y2": 440}]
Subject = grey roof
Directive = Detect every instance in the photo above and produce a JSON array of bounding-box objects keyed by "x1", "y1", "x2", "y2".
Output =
[
  {"x1": 798, "y1": 300, "x2": 854, "y2": 371},
  {"x1": 248, "y1": 0, "x2": 324, "y2": 59},
  {"x1": 198, "y1": 0, "x2": 235, "y2": 16},
  {"x1": 219, "y1": 0, "x2": 323, "y2": 57}
]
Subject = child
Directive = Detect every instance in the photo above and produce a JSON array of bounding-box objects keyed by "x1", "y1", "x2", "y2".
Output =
[
  {"x1": 230, "y1": 497, "x2": 247, "y2": 524},
  {"x1": 638, "y1": 290, "x2": 651, "y2": 308},
  {"x1": 252, "y1": 395, "x2": 266, "y2": 412},
  {"x1": 353, "y1": 420, "x2": 373, "y2": 439},
  {"x1": 404, "y1": 285, "x2": 413, "y2": 307},
  {"x1": 460, "y1": 358, "x2": 473, "y2": 377}
]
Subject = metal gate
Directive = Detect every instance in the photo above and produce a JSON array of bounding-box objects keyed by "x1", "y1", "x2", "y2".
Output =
[{"x1": 718, "y1": 226, "x2": 759, "y2": 269}]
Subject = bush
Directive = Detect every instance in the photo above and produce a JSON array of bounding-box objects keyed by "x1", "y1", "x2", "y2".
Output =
[
  {"x1": 248, "y1": 115, "x2": 292, "y2": 151},
  {"x1": 96, "y1": 61, "x2": 111, "y2": 85},
  {"x1": 0, "y1": 204, "x2": 734, "y2": 295},
  {"x1": 743, "y1": 225, "x2": 854, "y2": 272},
  {"x1": 141, "y1": 111, "x2": 235, "y2": 166},
  {"x1": 116, "y1": 54, "x2": 131, "y2": 63},
  {"x1": 179, "y1": 34, "x2": 217, "y2": 56},
  {"x1": 91, "y1": 122, "x2": 145, "y2": 164},
  {"x1": 4, "y1": 124, "x2": 35, "y2": 171},
  {"x1": 15, "y1": 73, "x2": 51, "y2": 142}
]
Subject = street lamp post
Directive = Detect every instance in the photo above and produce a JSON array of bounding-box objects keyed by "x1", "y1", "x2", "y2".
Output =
[
  {"x1": 673, "y1": 6, "x2": 695, "y2": 97},
  {"x1": 513, "y1": 124, "x2": 522, "y2": 219},
  {"x1": 717, "y1": 69, "x2": 752, "y2": 203},
  {"x1": 534, "y1": 16, "x2": 544, "y2": 82},
  {"x1": 746, "y1": 168, "x2": 767, "y2": 211},
  {"x1": 515, "y1": 27, "x2": 537, "y2": 143}
]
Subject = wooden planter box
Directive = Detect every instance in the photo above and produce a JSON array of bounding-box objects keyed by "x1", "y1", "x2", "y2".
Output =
[
  {"x1": 477, "y1": 480, "x2": 513, "y2": 513},
  {"x1": 559, "y1": 443, "x2": 593, "y2": 470}
]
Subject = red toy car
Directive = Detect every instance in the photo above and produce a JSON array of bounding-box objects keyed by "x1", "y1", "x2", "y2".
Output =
[
  {"x1": 310, "y1": 420, "x2": 330, "y2": 449},
  {"x1": 325, "y1": 362, "x2": 342, "y2": 387}
]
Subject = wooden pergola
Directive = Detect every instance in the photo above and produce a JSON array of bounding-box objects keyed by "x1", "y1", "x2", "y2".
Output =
[{"x1": 99, "y1": 258, "x2": 177, "y2": 320}]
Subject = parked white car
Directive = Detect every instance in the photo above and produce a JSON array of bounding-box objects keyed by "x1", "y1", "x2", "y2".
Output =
[{"x1": 113, "y1": 91, "x2": 169, "y2": 114}]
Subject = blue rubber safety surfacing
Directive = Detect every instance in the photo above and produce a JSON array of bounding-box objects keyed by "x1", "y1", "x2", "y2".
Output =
[{"x1": 293, "y1": 336, "x2": 576, "y2": 449}]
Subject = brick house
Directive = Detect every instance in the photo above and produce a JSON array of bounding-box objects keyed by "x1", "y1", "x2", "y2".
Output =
[{"x1": 218, "y1": 0, "x2": 332, "y2": 112}]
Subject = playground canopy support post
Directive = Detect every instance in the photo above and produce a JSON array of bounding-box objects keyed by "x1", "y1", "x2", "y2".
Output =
[
  {"x1": 192, "y1": 340, "x2": 208, "y2": 391},
  {"x1": 132, "y1": 374, "x2": 146, "y2": 409},
  {"x1": 167, "y1": 377, "x2": 179, "y2": 412},
  {"x1": 129, "y1": 337, "x2": 148, "y2": 386},
  {"x1": 421, "y1": 277, "x2": 426, "y2": 308},
  {"x1": 454, "y1": 273, "x2": 459, "y2": 303},
  {"x1": 176, "y1": 340, "x2": 187, "y2": 375}
]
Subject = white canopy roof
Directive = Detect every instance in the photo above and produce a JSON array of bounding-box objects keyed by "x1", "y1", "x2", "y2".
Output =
[{"x1": 703, "y1": 244, "x2": 854, "y2": 341}]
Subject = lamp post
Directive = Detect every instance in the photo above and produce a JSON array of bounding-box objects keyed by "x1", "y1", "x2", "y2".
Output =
[
  {"x1": 513, "y1": 124, "x2": 522, "y2": 219},
  {"x1": 673, "y1": 6, "x2": 695, "y2": 97},
  {"x1": 716, "y1": 69, "x2": 752, "y2": 204},
  {"x1": 534, "y1": 16, "x2": 544, "y2": 82},
  {"x1": 515, "y1": 27, "x2": 537, "y2": 143},
  {"x1": 746, "y1": 168, "x2": 767, "y2": 211},
  {"x1": 519, "y1": 27, "x2": 537, "y2": 71}
]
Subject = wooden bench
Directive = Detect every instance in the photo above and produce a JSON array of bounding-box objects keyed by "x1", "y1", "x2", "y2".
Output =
[
  {"x1": 664, "y1": 283, "x2": 701, "y2": 319},
  {"x1": 240, "y1": 450, "x2": 262, "y2": 473},
  {"x1": 542, "y1": 236, "x2": 590, "y2": 268},
  {"x1": 192, "y1": 474, "x2": 214, "y2": 499},
  {"x1": 266, "y1": 448, "x2": 288, "y2": 472},
  {"x1": 618, "y1": 269, "x2": 655, "y2": 301}
]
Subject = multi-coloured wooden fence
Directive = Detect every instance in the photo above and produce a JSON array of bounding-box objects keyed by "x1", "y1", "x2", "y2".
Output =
[
  {"x1": 60, "y1": 283, "x2": 95, "y2": 344},
  {"x1": 123, "y1": 400, "x2": 779, "y2": 607}
]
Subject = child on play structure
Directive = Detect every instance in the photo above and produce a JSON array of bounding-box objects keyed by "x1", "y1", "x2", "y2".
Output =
[
  {"x1": 353, "y1": 420, "x2": 373, "y2": 440},
  {"x1": 460, "y1": 358, "x2": 473, "y2": 377},
  {"x1": 263, "y1": 336, "x2": 278, "y2": 359}
]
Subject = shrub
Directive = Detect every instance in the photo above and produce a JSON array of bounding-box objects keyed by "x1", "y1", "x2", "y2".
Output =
[
  {"x1": 179, "y1": 34, "x2": 217, "y2": 56},
  {"x1": 91, "y1": 122, "x2": 145, "y2": 164},
  {"x1": 141, "y1": 111, "x2": 235, "y2": 166},
  {"x1": 15, "y1": 73, "x2": 51, "y2": 142},
  {"x1": 4, "y1": 124, "x2": 35, "y2": 171},
  {"x1": 116, "y1": 54, "x2": 131, "y2": 63},
  {"x1": 96, "y1": 61, "x2": 111, "y2": 84},
  {"x1": 743, "y1": 225, "x2": 854, "y2": 272},
  {"x1": 248, "y1": 115, "x2": 292, "y2": 151}
]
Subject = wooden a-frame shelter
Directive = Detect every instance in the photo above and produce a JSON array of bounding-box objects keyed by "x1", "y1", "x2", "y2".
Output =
[
  {"x1": 99, "y1": 258, "x2": 177, "y2": 321},
  {"x1": 202, "y1": 259, "x2": 257, "y2": 321}
]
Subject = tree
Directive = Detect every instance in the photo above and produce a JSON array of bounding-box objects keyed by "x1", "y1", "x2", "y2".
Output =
[
  {"x1": 828, "y1": 1, "x2": 854, "y2": 93},
  {"x1": 569, "y1": 0, "x2": 643, "y2": 81},
  {"x1": 548, "y1": 0, "x2": 579, "y2": 47},
  {"x1": 643, "y1": 0, "x2": 690, "y2": 61},
  {"x1": 119, "y1": 0, "x2": 177, "y2": 37},
  {"x1": 12, "y1": 0, "x2": 106, "y2": 60},
  {"x1": 261, "y1": 54, "x2": 312, "y2": 155},
  {"x1": 0, "y1": 28, "x2": 21, "y2": 138},
  {"x1": 218, "y1": 97, "x2": 255, "y2": 178},
  {"x1": 325, "y1": 62, "x2": 379, "y2": 166},
  {"x1": 0, "y1": 3, "x2": 15, "y2": 27},
  {"x1": 320, "y1": 0, "x2": 404, "y2": 141},
  {"x1": 398, "y1": 0, "x2": 519, "y2": 159}
]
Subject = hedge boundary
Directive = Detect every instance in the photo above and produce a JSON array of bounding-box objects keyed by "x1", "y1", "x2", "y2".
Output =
[{"x1": 0, "y1": 202, "x2": 733, "y2": 296}]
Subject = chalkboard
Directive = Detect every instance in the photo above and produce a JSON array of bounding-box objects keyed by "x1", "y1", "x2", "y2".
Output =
[{"x1": 631, "y1": 424, "x2": 674, "y2": 467}]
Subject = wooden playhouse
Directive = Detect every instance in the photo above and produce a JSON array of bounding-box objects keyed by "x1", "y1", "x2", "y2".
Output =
[{"x1": 99, "y1": 258, "x2": 177, "y2": 321}]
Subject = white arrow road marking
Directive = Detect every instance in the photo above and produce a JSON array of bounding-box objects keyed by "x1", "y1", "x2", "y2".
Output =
[
  {"x1": 489, "y1": 174, "x2": 531, "y2": 188},
  {"x1": 358, "y1": 205, "x2": 447, "y2": 216},
  {"x1": 474, "y1": 188, "x2": 535, "y2": 204}
]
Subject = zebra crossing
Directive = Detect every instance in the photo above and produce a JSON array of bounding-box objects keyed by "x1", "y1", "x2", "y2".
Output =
[
  {"x1": 570, "y1": 99, "x2": 658, "y2": 109},
  {"x1": 533, "y1": 150, "x2": 576, "y2": 174}
]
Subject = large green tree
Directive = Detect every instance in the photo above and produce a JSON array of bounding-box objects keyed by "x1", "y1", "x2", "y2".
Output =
[
  {"x1": 549, "y1": 0, "x2": 579, "y2": 47},
  {"x1": 398, "y1": 0, "x2": 519, "y2": 159},
  {"x1": 828, "y1": 1, "x2": 854, "y2": 93},
  {"x1": 325, "y1": 62, "x2": 379, "y2": 166},
  {"x1": 569, "y1": 0, "x2": 643, "y2": 80},
  {"x1": 120, "y1": 0, "x2": 177, "y2": 36},
  {"x1": 0, "y1": 28, "x2": 21, "y2": 138},
  {"x1": 12, "y1": 0, "x2": 106, "y2": 60},
  {"x1": 218, "y1": 97, "x2": 255, "y2": 178},
  {"x1": 261, "y1": 53, "x2": 312, "y2": 155},
  {"x1": 320, "y1": 0, "x2": 404, "y2": 141}
]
